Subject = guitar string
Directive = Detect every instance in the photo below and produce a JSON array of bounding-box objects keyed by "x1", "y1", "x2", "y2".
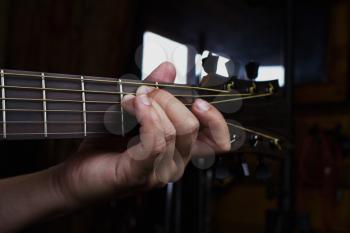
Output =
[
  {"x1": 0, "y1": 93, "x2": 275, "y2": 136},
  {"x1": 0, "y1": 108, "x2": 120, "y2": 113},
  {"x1": 3, "y1": 71, "x2": 275, "y2": 98},
  {"x1": 227, "y1": 122, "x2": 281, "y2": 148},
  {"x1": 0, "y1": 97, "x2": 120, "y2": 105},
  {"x1": 2, "y1": 71, "x2": 233, "y2": 93},
  {"x1": 0, "y1": 121, "x2": 281, "y2": 145},
  {"x1": 1, "y1": 71, "x2": 273, "y2": 105},
  {"x1": 0, "y1": 119, "x2": 280, "y2": 140},
  {"x1": 0, "y1": 90, "x2": 271, "y2": 108},
  {"x1": 0, "y1": 117, "x2": 281, "y2": 142},
  {"x1": 0, "y1": 121, "x2": 123, "y2": 124},
  {"x1": 0, "y1": 72, "x2": 279, "y2": 143},
  {"x1": 0, "y1": 85, "x2": 251, "y2": 98},
  {"x1": 0, "y1": 76, "x2": 275, "y2": 107},
  {"x1": 0, "y1": 119, "x2": 281, "y2": 140},
  {"x1": 0, "y1": 89, "x2": 271, "y2": 110},
  {"x1": 0, "y1": 78, "x2": 272, "y2": 107},
  {"x1": 0, "y1": 132, "x2": 109, "y2": 136},
  {"x1": 210, "y1": 93, "x2": 273, "y2": 104},
  {"x1": 0, "y1": 94, "x2": 278, "y2": 140}
]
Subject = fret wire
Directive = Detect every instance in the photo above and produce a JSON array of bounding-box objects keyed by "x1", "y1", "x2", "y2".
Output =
[
  {"x1": 118, "y1": 79, "x2": 125, "y2": 137},
  {"x1": 1, "y1": 70, "x2": 6, "y2": 139},
  {"x1": 0, "y1": 108, "x2": 121, "y2": 113},
  {"x1": 81, "y1": 76, "x2": 87, "y2": 136},
  {"x1": 3, "y1": 71, "x2": 231, "y2": 93},
  {"x1": 42, "y1": 73, "x2": 48, "y2": 138}
]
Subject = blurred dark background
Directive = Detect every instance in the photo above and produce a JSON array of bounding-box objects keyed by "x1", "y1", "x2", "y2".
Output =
[{"x1": 0, "y1": 0, "x2": 349, "y2": 233}]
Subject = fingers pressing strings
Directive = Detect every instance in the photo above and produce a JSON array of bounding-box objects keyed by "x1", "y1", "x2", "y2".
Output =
[{"x1": 122, "y1": 92, "x2": 167, "y2": 180}]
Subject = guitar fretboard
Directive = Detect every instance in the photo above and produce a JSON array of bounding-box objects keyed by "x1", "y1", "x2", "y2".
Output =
[{"x1": 0, "y1": 69, "x2": 198, "y2": 140}]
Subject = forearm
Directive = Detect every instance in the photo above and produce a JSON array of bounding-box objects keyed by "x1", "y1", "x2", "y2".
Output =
[{"x1": 0, "y1": 165, "x2": 70, "y2": 233}]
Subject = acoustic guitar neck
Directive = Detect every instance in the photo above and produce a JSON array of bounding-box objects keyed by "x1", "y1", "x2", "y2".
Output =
[{"x1": 0, "y1": 69, "x2": 221, "y2": 140}]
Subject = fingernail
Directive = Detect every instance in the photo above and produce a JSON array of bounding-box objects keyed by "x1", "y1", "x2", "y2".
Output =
[
  {"x1": 122, "y1": 94, "x2": 135, "y2": 103},
  {"x1": 139, "y1": 94, "x2": 151, "y2": 106},
  {"x1": 195, "y1": 99, "x2": 210, "y2": 112},
  {"x1": 136, "y1": 85, "x2": 155, "y2": 95}
]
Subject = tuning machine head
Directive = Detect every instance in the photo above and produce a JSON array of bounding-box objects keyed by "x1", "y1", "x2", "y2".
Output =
[
  {"x1": 245, "y1": 61, "x2": 260, "y2": 93},
  {"x1": 249, "y1": 134, "x2": 261, "y2": 147},
  {"x1": 202, "y1": 53, "x2": 219, "y2": 75},
  {"x1": 245, "y1": 61, "x2": 260, "y2": 81}
]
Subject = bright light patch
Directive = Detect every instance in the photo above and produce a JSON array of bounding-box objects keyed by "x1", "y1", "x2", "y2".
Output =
[
  {"x1": 256, "y1": 66, "x2": 285, "y2": 87},
  {"x1": 142, "y1": 31, "x2": 188, "y2": 84},
  {"x1": 195, "y1": 54, "x2": 203, "y2": 77},
  {"x1": 216, "y1": 56, "x2": 230, "y2": 77}
]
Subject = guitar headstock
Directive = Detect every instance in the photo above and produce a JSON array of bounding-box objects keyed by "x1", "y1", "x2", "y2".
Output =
[{"x1": 196, "y1": 52, "x2": 289, "y2": 177}]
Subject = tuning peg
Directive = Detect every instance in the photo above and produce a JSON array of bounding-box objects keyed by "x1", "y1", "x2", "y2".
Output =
[
  {"x1": 245, "y1": 62, "x2": 259, "y2": 93},
  {"x1": 245, "y1": 61, "x2": 260, "y2": 81},
  {"x1": 249, "y1": 134, "x2": 261, "y2": 147},
  {"x1": 225, "y1": 60, "x2": 240, "y2": 78},
  {"x1": 256, "y1": 157, "x2": 271, "y2": 181},
  {"x1": 202, "y1": 53, "x2": 219, "y2": 74}
]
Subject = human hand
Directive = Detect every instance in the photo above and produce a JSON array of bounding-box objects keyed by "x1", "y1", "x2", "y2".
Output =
[{"x1": 55, "y1": 62, "x2": 231, "y2": 205}]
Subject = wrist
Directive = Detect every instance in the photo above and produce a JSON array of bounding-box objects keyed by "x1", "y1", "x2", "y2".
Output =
[
  {"x1": 52, "y1": 153, "x2": 122, "y2": 206},
  {"x1": 0, "y1": 165, "x2": 76, "y2": 232},
  {"x1": 49, "y1": 163, "x2": 82, "y2": 210}
]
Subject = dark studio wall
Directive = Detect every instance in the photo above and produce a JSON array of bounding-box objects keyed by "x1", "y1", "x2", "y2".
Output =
[{"x1": 0, "y1": 1, "x2": 144, "y2": 232}]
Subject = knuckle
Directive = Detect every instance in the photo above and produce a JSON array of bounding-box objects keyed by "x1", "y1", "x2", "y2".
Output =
[
  {"x1": 187, "y1": 117, "x2": 200, "y2": 133},
  {"x1": 164, "y1": 127, "x2": 176, "y2": 143},
  {"x1": 152, "y1": 138, "x2": 167, "y2": 154}
]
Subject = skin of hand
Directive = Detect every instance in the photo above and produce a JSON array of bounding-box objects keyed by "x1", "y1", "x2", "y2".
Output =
[{"x1": 54, "y1": 62, "x2": 231, "y2": 205}]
